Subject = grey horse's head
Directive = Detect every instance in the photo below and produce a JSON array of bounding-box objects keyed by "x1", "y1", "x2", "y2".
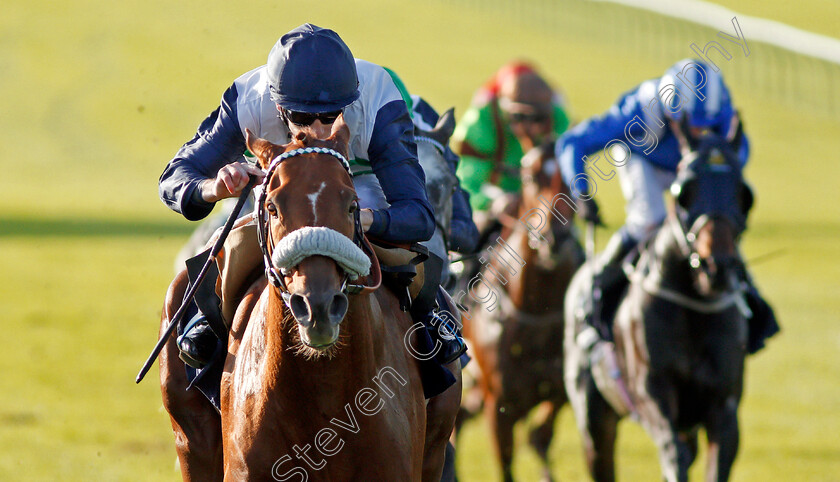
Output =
[{"x1": 415, "y1": 108, "x2": 458, "y2": 263}]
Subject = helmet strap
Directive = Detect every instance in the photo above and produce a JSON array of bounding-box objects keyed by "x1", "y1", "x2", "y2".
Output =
[{"x1": 275, "y1": 107, "x2": 294, "y2": 139}]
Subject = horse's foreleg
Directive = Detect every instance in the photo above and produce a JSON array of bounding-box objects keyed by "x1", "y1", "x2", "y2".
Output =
[
  {"x1": 677, "y1": 428, "x2": 699, "y2": 472},
  {"x1": 528, "y1": 401, "x2": 560, "y2": 482},
  {"x1": 484, "y1": 396, "x2": 518, "y2": 482},
  {"x1": 583, "y1": 379, "x2": 619, "y2": 482},
  {"x1": 159, "y1": 271, "x2": 224, "y2": 482},
  {"x1": 704, "y1": 397, "x2": 740, "y2": 482},
  {"x1": 635, "y1": 375, "x2": 684, "y2": 482},
  {"x1": 454, "y1": 364, "x2": 483, "y2": 434}
]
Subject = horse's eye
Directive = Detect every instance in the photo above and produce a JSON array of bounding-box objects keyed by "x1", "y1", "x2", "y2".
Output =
[
  {"x1": 266, "y1": 203, "x2": 277, "y2": 216},
  {"x1": 348, "y1": 201, "x2": 358, "y2": 214}
]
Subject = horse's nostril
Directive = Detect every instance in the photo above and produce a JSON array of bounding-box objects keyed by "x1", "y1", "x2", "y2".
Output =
[
  {"x1": 329, "y1": 293, "x2": 348, "y2": 322},
  {"x1": 289, "y1": 294, "x2": 311, "y2": 325}
]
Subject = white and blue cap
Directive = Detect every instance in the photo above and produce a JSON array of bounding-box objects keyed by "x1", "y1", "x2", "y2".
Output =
[
  {"x1": 267, "y1": 24, "x2": 360, "y2": 113},
  {"x1": 658, "y1": 59, "x2": 734, "y2": 128}
]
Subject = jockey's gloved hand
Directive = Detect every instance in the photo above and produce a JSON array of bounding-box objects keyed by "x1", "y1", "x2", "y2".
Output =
[
  {"x1": 488, "y1": 192, "x2": 518, "y2": 219},
  {"x1": 578, "y1": 197, "x2": 602, "y2": 226}
]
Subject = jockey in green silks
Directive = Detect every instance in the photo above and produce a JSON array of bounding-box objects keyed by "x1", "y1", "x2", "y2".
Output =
[{"x1": 452, "y1": 61, "x2": 572, "y2": 216}]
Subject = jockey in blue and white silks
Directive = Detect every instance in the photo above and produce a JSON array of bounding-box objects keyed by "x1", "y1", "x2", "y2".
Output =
[
  {"x1": 159, "y1": 49, "x2": 433, "y2": 243},
  {"x1": 554, "y1": 58, "x2": 778, "y2": 354},
  {"x1": 556, "y1": 58, "x2": 749, "y2": 245},
  {"x1": 160, "y1": 24, "x2": 467, "y2": 373}
]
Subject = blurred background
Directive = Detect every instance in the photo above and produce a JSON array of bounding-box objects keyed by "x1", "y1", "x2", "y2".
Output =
[{"x1": 1, "y1": 0, "x2": 838, "y2": 480}]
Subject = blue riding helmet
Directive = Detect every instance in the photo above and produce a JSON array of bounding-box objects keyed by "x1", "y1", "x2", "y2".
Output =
[
  {"x1": 267, "y1": 24, "x2": 360, "y2": 113},
  {"x1": 658, "y1": 59, "x2": 734, "y2": 129}
]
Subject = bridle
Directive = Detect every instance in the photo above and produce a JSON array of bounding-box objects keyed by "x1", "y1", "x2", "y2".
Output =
[
  {"x1": 255, "y1": 146, "x2": 381, "y2": 302},
  {"x1": 518, "y1": 150, "x2": 576, "y2": 263},
  {"x1": 669, "y1": 145, "x2": 749, "y2": 283},
  {"x1": 628, "y1": 144, "x2": 752, "y2": 315}
]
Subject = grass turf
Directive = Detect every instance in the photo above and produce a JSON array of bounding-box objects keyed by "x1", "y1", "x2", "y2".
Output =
[{"x1": 1, "y1": 0, "x2": 838, "y2": 480}]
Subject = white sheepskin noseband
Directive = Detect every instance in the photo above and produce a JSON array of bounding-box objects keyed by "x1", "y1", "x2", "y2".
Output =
[{"x1": 270, "y1": 226, "x2": 370, "y2": 280}]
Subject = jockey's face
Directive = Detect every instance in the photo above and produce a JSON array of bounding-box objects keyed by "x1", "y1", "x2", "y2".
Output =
[
  {"x1": 278, "y1": 105, "x2": 340, "y2": 140},
  {"x1": 505, "y1": 105, "x2": 553, "y2": 151},
  {"x1": 670, "y1": 117, "x2": 716, "y2": 156},
  {"x1": 499, "y1": 72, "x2": 554, "y2": 151}
]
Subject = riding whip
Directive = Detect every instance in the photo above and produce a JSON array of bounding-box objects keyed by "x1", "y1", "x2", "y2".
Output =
[{"x1": 135, "y1": 175, "x2": 257, "y2": 384}]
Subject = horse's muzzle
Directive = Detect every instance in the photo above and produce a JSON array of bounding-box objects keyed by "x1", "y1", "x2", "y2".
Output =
[
  {"x1": 288, "y1": 290, "x2": 348, "y2": 347},
  {"x1": 695, "y1": 254, "x2": 742, "y2": 296}
]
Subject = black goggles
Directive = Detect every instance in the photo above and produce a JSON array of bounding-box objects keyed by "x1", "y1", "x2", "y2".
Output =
[
  {"x1": 283, "y1": 109, "x2": 343, "y2": 127},
  {"x1": 507, "y1": 111, "x2": 550, "y2": 124}
]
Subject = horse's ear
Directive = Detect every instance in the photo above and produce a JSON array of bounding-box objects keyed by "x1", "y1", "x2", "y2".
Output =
[
  {"x1": 430, "y1": 108, "x2": 456, "y2": 145},
  {"x1": 328, "y1": 114, "x2": 351, "y2": 159},
  {"x1": 245, "y1": 128, "x2": 280, "y2": 169}
]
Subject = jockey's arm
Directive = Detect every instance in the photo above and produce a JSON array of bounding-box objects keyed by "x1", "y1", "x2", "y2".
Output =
[
  {"x1": 409, "y1": 92, "x2": 480, "y2": 253},
  {"x1": 555, "y1": 92, "x2": 639, "y2": 197},
  {"x1": 450, "y1": 187, "x2": 480, "y2": 254},
  {"x1": 455, "y1": 153, "x2": 494, "y2": 212},
  {"x1": 453, "y1": 102, "x2": 499, "y2": 212},
  {"x1": 443, "y1": 142, "x2": 479, "y2": 254},
  {"x1": 367, "y1": 99, "x2": 435, "y2": 244},
  {"x1": 159, "y1": 85, "x2": 255, "y2": 221}
]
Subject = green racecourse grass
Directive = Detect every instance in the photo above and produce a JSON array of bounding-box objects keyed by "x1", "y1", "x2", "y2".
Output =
[{"x1": 1, "y1": 0, "x2": 838, "y2": 480}]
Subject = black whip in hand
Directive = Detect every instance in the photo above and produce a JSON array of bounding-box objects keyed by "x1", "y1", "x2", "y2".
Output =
[{"x1": 136, "y1": 176, "x2": 257, "y2": 384}]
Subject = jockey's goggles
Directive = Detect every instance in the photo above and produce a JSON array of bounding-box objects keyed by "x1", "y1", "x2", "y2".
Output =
[
  {"x1": 499, "y1": 98, "x2": 551, "y2": 125},
  {"x1": 283, "y1": 108, "x2": 343, "y2": 127},
  {"x1": 507, "y1": 111, "x2": 550, "y2": 124}
]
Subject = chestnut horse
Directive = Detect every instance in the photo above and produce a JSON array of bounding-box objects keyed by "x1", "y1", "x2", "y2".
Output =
[
  {"x1": 159, "y1": 118, "x2": 461, "y2": 481},
  {"x1": 459, "y1": 144, "x2": 583, "y2": 482},
  {"x1": 563, "y1": 135, "x2": 754, "y2": 481}
]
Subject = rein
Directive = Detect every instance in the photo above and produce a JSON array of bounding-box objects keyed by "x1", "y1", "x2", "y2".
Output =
[
  {"x1": 414, "y1": 135, "x2": 446, "y2": 155},
  {"x1": 626, "y1": 267, "x2": 751, "y2": 315},
  {"x1": 256, "y1": 147, "x2": 381, "y2": 299},
  {"x1": 625, "y1": 226, "x2": 752, "y2": 317},
  {"x1": 497, "y1": 203, "x2": 575, "y2": 268}
]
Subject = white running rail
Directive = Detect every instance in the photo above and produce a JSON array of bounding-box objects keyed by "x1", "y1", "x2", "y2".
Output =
[{"x1": 594, "y1": 0, "x2": 840, "y2": 65}]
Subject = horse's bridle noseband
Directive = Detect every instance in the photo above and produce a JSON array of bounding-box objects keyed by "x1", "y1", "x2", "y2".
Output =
[{"x1": 256, "y1": 147, "x2": 377, "y2": 298}]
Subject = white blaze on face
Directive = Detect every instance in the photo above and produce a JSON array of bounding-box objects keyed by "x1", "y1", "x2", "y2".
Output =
[{"x1": 307, "y1": 182, "x2": 327, "y2": 225}]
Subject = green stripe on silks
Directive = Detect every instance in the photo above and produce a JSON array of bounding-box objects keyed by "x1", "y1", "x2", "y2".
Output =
[
  {"x1": 383, "y1": 67, "x2": 414, "y2": 118},
  {"x1": 243, "y1": 150, "x2": 259, "y2": 167},
  {"x1": 349, "y1": 158, "x2": 373, "y2": 177}
]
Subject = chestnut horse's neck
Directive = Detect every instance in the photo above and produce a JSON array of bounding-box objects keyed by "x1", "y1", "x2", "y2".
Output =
[{"x1": 494, "y1": 196, "x2": 579, "y2": 314}]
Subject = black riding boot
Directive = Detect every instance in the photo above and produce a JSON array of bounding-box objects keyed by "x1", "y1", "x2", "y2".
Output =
[
  {"x1": 577, "y1": 232, "x2": 637, "y2": 350},
  {"x1": 423, "y1": 298, "x2": 467, "y2": 365},
  {"x1": 744, "y1": 281, "x2": 780, "y2": 354},
  {"x1": 411, "y1": 249, "x2": 467, "y2": 366},
  {"x1": 177, "y1": 311, "x2": 220, "y2": 369}
]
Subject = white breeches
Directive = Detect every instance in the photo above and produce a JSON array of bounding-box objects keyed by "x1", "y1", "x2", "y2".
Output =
[{"x1": 617, "y1": 154, "x2": 677, "y2": 241}]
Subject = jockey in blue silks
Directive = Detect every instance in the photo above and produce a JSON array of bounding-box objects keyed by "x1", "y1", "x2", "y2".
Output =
[
  {"x1": 555, "y1": 58, "x2": 779, "y2": 354},
  {"x1": 159, "y1": 24, "x2": 466, "y2": 371}
]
